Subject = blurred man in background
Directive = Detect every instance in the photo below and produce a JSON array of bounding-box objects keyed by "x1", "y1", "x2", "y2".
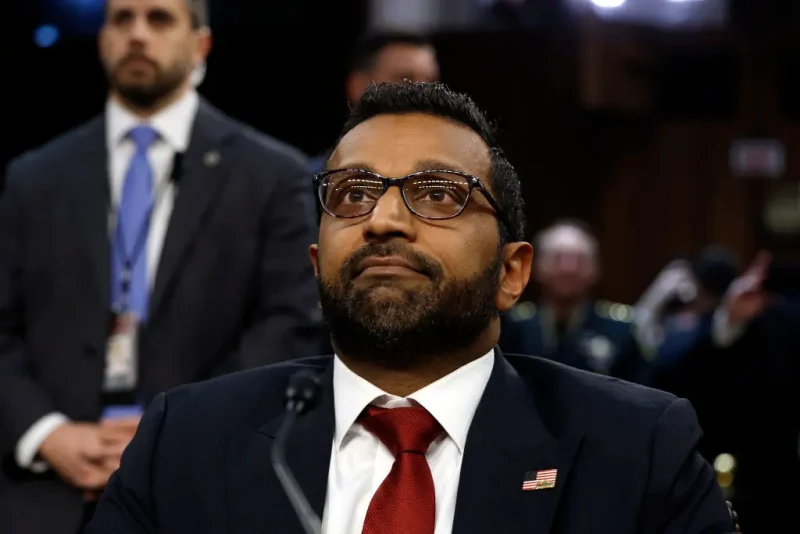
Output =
[
  {"x1": 635, "y1": 245, "x2": 739, "y2": 386},
  {"x1": 500, "y1": 219, "x2": 647, "y2": 379},
  {"x1": 704, "y1": 252, "x2": 799, "y2": 533},
  {"x1": 309, "y1": 31, "x2": 440, "y2": 173},
  {"x1": 645, "y1": 249, "x2": 799, "y2": 532},
  {"x1": 0, "y1": 1, "x2": 321, "y2": 532}
]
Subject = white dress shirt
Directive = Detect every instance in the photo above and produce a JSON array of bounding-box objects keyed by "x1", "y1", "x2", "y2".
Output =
[
  {"x1": 15, "y1": 90, "x2": 200, "y2": 472},
  {"x1": 710, "y1": 306, "x2": 745, "y2": 348},
  {"x1": 321, "y1": 350, "x2": 494, "y2": 534}
]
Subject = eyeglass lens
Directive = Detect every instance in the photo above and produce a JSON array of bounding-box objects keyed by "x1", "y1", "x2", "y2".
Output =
[{"x1": 320, "y1": 171, "x2": 472, "y2": 219}]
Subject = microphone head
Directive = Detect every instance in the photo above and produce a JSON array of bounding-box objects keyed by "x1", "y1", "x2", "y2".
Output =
[{"x1": 285, "y1": 370, "x2": 323, "y2": 415}]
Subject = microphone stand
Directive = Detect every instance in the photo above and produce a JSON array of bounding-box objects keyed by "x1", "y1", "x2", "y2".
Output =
[{"x1": 270, "y1": 372, "x2": 323, "y2": 534}]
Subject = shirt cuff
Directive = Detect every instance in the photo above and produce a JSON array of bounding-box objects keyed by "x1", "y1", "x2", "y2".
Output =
[
  {"x1": 15, "y1": 412, "x2": 69, "y2": 473},
  {"x1": 711, "y1": 307, "x2": 746, "y2": 348}
]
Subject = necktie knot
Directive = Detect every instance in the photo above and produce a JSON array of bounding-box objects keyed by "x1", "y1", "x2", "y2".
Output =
[
  {"x1": 128, "y1": 125, "x2": 159, "y2": 152},
  {"x1": 360, "y1": 405, "x2": 443, "y2": 457}
]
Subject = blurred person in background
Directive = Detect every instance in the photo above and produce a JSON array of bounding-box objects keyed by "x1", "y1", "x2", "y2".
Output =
[
  {"x1": 634, "y1": 245, "x2": 739, "y2": 386},
  {"x1": 700, "y1": 252, "x2": 800, "y2": 532},
  {"x1": 648, "y1": 249, "x2": 798, "y2": 532},
  {"x1": 309, "y1": 31, "x2": 440, "y2": 173},
  {"x1": 0, "y1": 0, "x2": 322, "y2": 532},
  {"x1": 499, "y1": 219, "x2": 648, "y2": 379}
]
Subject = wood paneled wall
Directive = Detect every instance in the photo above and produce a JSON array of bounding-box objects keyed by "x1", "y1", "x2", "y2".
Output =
[{"x1": 433, "y1": 25, "x2": 799, "y2": 303}]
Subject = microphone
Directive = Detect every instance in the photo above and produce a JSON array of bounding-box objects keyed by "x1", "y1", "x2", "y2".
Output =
[{"x1": 270, "y1": 370, "x2": 324, "y2": 534}]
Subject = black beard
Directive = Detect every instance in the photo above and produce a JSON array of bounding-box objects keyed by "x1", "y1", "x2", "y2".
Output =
[
  {"x1": 108, "y1": 58, "x2": 189, "y2": 110},
  {"x1": 317, "y1": 243, "x2": 502, "y2": 369}
]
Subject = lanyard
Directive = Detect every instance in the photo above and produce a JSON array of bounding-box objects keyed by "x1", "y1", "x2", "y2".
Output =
[{"x1": 112, "y1": 179, "x2": 172, "y2": 312}]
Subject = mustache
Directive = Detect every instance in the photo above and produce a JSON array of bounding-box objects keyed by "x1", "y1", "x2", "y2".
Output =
[
  {"x1": 343, "y1": 243, "x2": 443, "y2": 281},
  {"x1": 118, "y1": 53, "x2": 157, "y2": 68}
]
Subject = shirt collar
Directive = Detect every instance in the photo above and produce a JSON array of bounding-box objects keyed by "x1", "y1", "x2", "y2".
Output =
[
  {"x1": 332, "y1": 349, "x2": 495, "y2": 454},
  {"x1": 105, "y1": 89, "x2": 199, "y2": 152}
]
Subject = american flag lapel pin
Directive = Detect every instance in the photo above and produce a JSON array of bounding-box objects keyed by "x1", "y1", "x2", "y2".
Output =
[{"x1": 522, "y1": 469, "x2": 558, "y2": 491}]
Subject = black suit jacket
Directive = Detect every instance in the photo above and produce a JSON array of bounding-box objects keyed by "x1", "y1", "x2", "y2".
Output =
[
  {"x1": 0, "y1": 100, "x2": 325, "y2": 533},
  {"x1": 656, "y1": 300, "x2": 800, "y2": 533},
  {"x1": 88, "y1": 351, "x2": 734, "y2": 534}
]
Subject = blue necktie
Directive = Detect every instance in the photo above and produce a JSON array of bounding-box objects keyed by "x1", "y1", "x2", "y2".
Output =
[{"x1": 111, "y1": 125, "x2": 158, "y2": 322}]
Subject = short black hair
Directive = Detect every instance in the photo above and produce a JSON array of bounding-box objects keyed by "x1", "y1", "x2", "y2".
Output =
[
  {"x1": 691, "y1": 245, "x2": 739, "y2": 298},
  {"x1": 105, "y1": 0, "x2": 209, "y2": 29},
  {"x1": 534, "y1": 218, "x2": 598, "y2": 255},
  {"x1": 338, "y1": 81, "x2": 526, "y2": 244},
  {"x1": 350, "y1": 31, "x2": 433, "y2": 73}
]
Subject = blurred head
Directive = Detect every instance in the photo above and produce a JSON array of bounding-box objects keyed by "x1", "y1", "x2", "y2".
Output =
[
  {"x1": 691, "y1": 246, "x2": 739, "y2": 302},
  {"x1": 310, "y1": 82, "x2": 531, "y2": 369},
  {"x1": 345, "y1": 32, "x2": 440, "y2": 105},
  {"x1": 100, "y1": 0, "x2": 212, "y2": 110},
  {"x1": 534, "y1": 219, "x2": 599, "y2": 301}
]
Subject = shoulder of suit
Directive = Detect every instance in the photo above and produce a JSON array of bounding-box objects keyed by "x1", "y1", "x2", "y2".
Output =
[
  {"x1": 5, "y1": 116, "x2": 103, "y2": 195},
  {"x1": 7, "y1": 115, "x2": 102, "y2": 175},
  {"x1": 594, "y1": 300, "x2": 635, "y2": 324},
  {"x1": 507, "y1": 301, "x2": 537, "y2": 322},
  {"x1": 162, "y1": 356, "x2": 332, "y2": 423},
  {"x1": 220, "y1": 112, "x2": 309, "y2": 169},
  {"x1": 507, "y1": 353, "x2": 679, "y2": 422}
]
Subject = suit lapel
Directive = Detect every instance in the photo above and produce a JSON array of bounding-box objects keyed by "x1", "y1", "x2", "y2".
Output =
[
  {"x1": 70, "y1": 117, "x2": 111, "y2": 309},
  {"x1": 149, "y1": 101, "x2": 238, "y2": 319},
  {"x1": 453, "y1": 351, "x2": 584, "y2": 534},
  {"x1": 226, "y1": 365, "x2": 335, "y2": 534}
]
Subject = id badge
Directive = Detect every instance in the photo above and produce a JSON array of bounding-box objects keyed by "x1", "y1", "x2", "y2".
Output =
[{"x1": 104, "y1": 312, "x2": 139, "y2": 392}]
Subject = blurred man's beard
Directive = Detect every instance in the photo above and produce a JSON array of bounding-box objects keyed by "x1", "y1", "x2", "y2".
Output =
[
  {"x1": 317, "y1": 249, "x2": 502, "y2": 369},
  {"x1": 108, "y1": 60, "x2": 189, "y2": 109}
]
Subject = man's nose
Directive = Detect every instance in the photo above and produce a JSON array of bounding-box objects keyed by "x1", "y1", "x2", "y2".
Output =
[
  {"x1": 128, "y1": 17, "x2": 153, "y2": 42},
  {"x1": 362, "y1": 188, "x2": 417, "y2": 241}
]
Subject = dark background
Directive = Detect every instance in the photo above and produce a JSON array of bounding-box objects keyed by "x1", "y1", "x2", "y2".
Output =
[{"x1": 4, "y1": 0, "x2": 799, "y2": 302}]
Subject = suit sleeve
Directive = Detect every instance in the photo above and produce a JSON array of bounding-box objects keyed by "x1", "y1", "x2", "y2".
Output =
[
  {"x1": 86, "y1": 393, "x2": 167, "y2": 534},
  {"x1": 217, "y1": 143, "x2": 325, "y2": 371},
  {"x1": 0, "y1": 159, "x2": 61, "y2": 457},
  {"x1": 640, "y1": 398, "x2": 733, "y2": 534}
]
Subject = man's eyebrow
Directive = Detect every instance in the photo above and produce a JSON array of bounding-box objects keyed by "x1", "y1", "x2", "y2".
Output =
[
  {"x1": 413, "y1": 159, "x2": 472, "y2": 174},
  {"x1": 328, "y1": 159, "x2": 474, "y2": 176},
  {"x1": 328, "y1": 162, "x2": 378, "y2": 173}
]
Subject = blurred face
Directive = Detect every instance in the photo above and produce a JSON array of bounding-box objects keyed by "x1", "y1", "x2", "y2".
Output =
[
  {"x1": 534, "y1": 226, "x2": 598, "y2": 301},
  {"x1": 371, "y1": 44, "x2": 439, "y2": 84},
  {"x1": 99, "y1": 0, "x2": 211, "y2": 109},
  {"x1": 310, "y1": 113, "x2": 531, "y2": 368},
  {"x1": 347, "y1": 44, "x2": 439, "y2": 103}
]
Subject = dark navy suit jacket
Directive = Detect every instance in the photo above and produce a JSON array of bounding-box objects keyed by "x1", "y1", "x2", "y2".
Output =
[
  {"x1": 0, "y1": 101, "x2": 325, "y2": 534},
  {"x1": 87, "y1": 350, "x2": 733, "y2": 534}
]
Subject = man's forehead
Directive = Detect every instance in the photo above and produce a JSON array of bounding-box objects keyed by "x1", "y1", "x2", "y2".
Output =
[
  {"x1": 330, "y1": 113, "x2": 490, "y2": 178},
  {"x1": 539, "y1": 226, "x2": 596, "y2": 255}
]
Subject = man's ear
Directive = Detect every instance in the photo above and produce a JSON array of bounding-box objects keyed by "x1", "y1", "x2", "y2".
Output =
[
  {"x1": 309, "y1": 244, "x2": 319, "y2": 277},
  {"x1": 193, "y1": 27, "x2": 212, "y2": 66},
  {"x1": 496, "y1": 242, "x2": 533, "y2": 312},
  {"x1": 345, "y1": 72, "x2": 369, "y2": 105}
]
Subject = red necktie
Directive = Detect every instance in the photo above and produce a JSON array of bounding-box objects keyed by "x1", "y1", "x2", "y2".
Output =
[{"x1": 359, "y1": 405, "x2": 443, "y2": 534}]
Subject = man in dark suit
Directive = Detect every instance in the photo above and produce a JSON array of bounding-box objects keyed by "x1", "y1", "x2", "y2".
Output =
[
  {"x1": 0, "y1": 1, "x2": 321, "y2": 532},
  {"x1": 88, "y1": 82, "x2": 734, "y2": 533},
  {"x1": 500, "y1": 220, "x2": 649, "y2": 380}
]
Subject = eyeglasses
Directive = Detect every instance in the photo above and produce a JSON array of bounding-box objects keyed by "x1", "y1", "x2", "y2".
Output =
[{"x1": 313, "y1": 168, "x2": 509, "y2": 228}]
